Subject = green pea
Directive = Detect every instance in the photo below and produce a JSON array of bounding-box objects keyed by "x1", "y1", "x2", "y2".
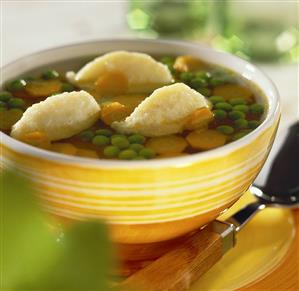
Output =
[
  {"x1": 95, "y1": 129, "x2": 113, "y2": 137},
  {"x1": 159, "y1": 57, "x2": 174, "y2": 71},
  {"x1": 7, "y1": 98, "x2": 25, "y2": 109},
  {"x1": 210, "y1": 73, "x2": 234, "y2": 85},
  {"x1": 229, "y1": 98, "x2": 247, "y2": 106},
  {"x1": 232, "y1": 132, "x2": 248, "y2": 141},
  {"x1": 129, "y1": 143, "x2": 144, "y2": 152},
  {"x1": 217, "y1": 125, "x2": 234, "y2": 135},
  {"x1": 215, "y1": 102, "x2": 233, "y2": 111},
  {"x1": 160, "y1": 56, "x2": 174, "y2": 64},
  {"x1": 209, "y1": 96, "x2": 225, "y2": 104},
  {"x1": 233, "y1": 104, "x2": 249, "y2": 113},
  {"x1": 213, "y1": 109, "x2": 227, "y2": 119},
  {"x1": 7, "y1": 79, "x2": 26, "y2": 91},
  {"x1": 234, "y1": 118, "x2": 248, "y2": 129},
  {"x1": 128, "y1": 134, "x2": 146, "y2": 144},
  {"x1": 197, "y1": 87, "x2": 211, "y2": 97},
  {"x1": 194, "y1": 71, "x2": 211, "y2": 80},
  {"x1": 248, "y1": 120, "x2": 261, "y2": 129},
  {"x1": 228, "y1": 110, "x2": 246, "y2": 120},
  {"x1": 111, "y1": 135, "x2": 130, "y2": 149},
  {"x1": 209, "y1": 77, "x2": 225, "y2": 86},
  {"x1": 61, "y1": 83, "x2": 75, "y2": 92},
  {"x1": 190, "y1": 77, "x2": 208, "y2": 88},
  {"x1": 0, "y1": 91, "x2": 12, "y2": 102},
  {"x1": 250, "y1": 104, "x2": 264, "y2": 114},
  {"x1": 42, "y1": 70, "x2": 59, "y2": 80},
  {"x1": 139, "y1": 148, "x2": 156, "y2": 159},
  {"x1": 0, "y1": 101, "x2": 7, "y2": 108},
  {"x1": 118, "y1": 149, "x2": 138, "y2": 160},
  {"x1": 180, "y1": 72, "x2": 194, "y2": 82},
  {"x1": 79, "y1": 130, "x2": 94, "y2": 141},
  {"x1": 103, "y1": 145, "x2": 120, "y2": 157},
  {"x1": 92, "y1": 135, "x2": 110, "y2": 146}
]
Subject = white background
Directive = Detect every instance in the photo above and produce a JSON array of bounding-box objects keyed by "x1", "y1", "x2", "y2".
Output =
[{"x1": 1, "y1": 1, "x2": 298, "y2": 185}]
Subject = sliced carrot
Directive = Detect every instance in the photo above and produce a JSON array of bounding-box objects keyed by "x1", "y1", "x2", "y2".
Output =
[
  {"x1": 146, "y1": 135, "x2": 188, "y2": 155},
  {"x1": 76, "y1": 148, "x2": 99, "y2": 158},
  {"x1": 111, "y1": 94, "x2": 146, "y2": 114},
  {"x1": 213, "y1": 84, "x2": 253, "y2": 101},
  {"x1": 19, "y1": 131, "x2": 51, "y2": 149},
  {"x1": 51, "y1": 143, "x2": 78, "y2": 155},
  {"x1": 95, "y1": 71, "x2": 128, "y2": 96},
  {"x1": 25, "y1": 80, "x2": 62, "y2": 98},
  {"x1": 101, "y1": 102, "x2": 130, "y2": 125},
  {"x1": 173, "y1": 55, "x2": 207, "y2": 72},
  {"x1": 186, "y1": 129, "x2": 227, "y2": 150},
  {"x1": 184, "y1": 107, "x2": 214, "y2": 131}
]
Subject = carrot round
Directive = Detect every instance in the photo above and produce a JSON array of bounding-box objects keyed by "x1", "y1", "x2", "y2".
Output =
[
  {"x1": 51, "y1": 143, "x2": 78, "y2": 155},
  {"x1": 25, "y1": 80, "x2": 61, "y2": 98},
  {"x1": 186, "y1": 129, "x2": 227, "y2": 150},
  {"x1": 101, "y1": 102, "x2": 130, "y2": 125},
  {"x1": 174, "y1": 56, "x2": 206, "y2": 72},
  {"x1": 146, "y1": 135, "x2": 188, "y2": 155},
  {"x1": 184, "y1": 107, "x2": 214, "y2": 131},
  {"x1": 213, "y1": 84, "x2": 253, "y2": 101},
  {"x1": 19, "y1": 131, "x2": 51, "y2": 149},
  {"x1": 95, "y1": 71, "x2": 128, "y2": 96}
]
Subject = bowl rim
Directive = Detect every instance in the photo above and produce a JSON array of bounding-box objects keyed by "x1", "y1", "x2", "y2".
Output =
[{"x1": 0, "y1": 38, "x2": 280, "y2": 169}]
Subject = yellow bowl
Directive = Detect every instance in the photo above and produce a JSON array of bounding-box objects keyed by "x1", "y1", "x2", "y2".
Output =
[{"x1": 0, "y1": 39, "x2": 280, "y2": 244}]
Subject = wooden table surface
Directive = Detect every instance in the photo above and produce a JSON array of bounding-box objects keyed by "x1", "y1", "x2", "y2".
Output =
[{"x1": 241, "y1": 209, "x2": 299, "y2": 291}]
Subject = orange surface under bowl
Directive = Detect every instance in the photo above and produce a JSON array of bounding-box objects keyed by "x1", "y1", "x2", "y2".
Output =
[{"x1": 0, "y1": 39, "x2": 280, "y2": 244}]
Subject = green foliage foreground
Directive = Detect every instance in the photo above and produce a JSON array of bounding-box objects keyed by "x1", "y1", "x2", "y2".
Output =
[{"x1": 1, "y1": 169, "x2": 113, "y2": 291}]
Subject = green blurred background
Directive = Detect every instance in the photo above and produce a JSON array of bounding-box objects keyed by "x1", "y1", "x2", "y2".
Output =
[{"x1": 127, "y1": 0, "x2": 298, "y2": 63}]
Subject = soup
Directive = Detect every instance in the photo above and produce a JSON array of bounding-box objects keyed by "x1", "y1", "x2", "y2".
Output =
[{"x1": 0, "y1": 51, "x2": 265, "y2": 160}]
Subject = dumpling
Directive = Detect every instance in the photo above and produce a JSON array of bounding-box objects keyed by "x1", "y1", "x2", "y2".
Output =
[
  {"x1": 111, "y1": 83, "x2": 210, "y2": 137},
  {"x1": 11, "y1": 90, "x2": 100, "y2": 141},
  {"x1": 68, "y1": 51, "x2": 173, "y2": 94}
]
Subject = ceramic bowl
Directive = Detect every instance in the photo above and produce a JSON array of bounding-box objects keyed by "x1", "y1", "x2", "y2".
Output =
[{"x1": 0, "y1": 39, "x2": 280, "y2": 244}]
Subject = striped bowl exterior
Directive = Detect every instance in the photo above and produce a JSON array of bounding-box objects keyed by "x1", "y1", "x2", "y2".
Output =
[{"x1": 1, "y1": 119, "x2": 278, "y2": 243}]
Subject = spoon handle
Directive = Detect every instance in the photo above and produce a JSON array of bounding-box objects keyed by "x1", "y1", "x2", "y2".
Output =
[
  {"x1": 225, "y1": 201, "x2": 265, "y2": 231},
  {"x1": 225, "y1": 188, "x2": 267, "y2": 232},
  {"x1": 118, "y1": 221, "x2": 235, "y2": 291}
]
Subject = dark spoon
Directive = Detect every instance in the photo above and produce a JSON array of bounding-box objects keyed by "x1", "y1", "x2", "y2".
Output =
[{"x1": 228, "y1": 121, "x2": 299, "y2": 231}]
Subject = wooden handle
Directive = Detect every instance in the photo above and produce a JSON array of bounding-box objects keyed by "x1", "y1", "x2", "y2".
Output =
[{"x1": 118, "y1": 227, "x2": 223, "y2": 291}]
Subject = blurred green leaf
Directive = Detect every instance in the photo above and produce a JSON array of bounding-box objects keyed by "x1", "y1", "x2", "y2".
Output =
[
  {"x1": 1, "y1": 169, "x2": 113, "y2": 291},
  {"x1": 1, "y1": 169, "x2": 56, "y2": 289},
  {"x1": 33, "y1": 222, "x2": 112, "y2": 291}
]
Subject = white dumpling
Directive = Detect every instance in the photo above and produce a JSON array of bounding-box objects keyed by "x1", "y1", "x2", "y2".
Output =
[
  {"x1": 68, "y1": 51, "x2": 173, "y2": 93},
  {"x1": 111, "y1": 83, "x2": 209, "y2": 137},
  {"x1": 11, "y1": 90, "x2": 100, "y2": 141}
]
